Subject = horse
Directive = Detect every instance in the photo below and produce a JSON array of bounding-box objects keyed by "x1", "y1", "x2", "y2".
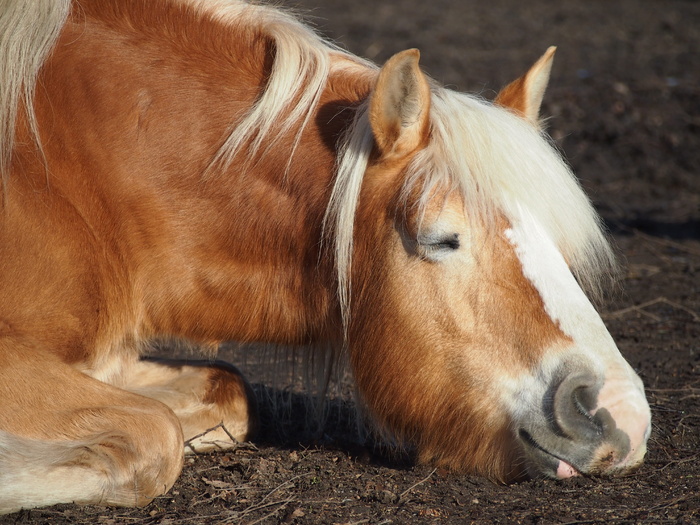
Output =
[{"x1": 0, "y1": 0, "x2": 651, "y2": 513}]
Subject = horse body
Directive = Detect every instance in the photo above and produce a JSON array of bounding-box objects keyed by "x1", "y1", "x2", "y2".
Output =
[
  {"x1": 0, "y1": 0, "x2": 650, "y2": 513},
  {"x1": 9, "y1": 0, "x2": 347, "y2": 350}
]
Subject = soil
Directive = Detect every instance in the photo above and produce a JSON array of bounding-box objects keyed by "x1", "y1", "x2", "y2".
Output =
[{"x1": 3, "y1": 0, "x2": 699, "y2": 523}]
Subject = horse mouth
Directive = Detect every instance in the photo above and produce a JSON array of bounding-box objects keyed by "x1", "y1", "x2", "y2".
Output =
[{"x1": 518, "y1": 429, "x2": 582, "y2": 479}]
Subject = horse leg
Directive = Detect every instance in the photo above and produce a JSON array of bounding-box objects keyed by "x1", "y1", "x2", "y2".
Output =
[
  {"x1": 121, "y1": 357, "x2": 258, "y2": 453},
  {"x1": 0, "y1": 343, "x2": 184, "y2": 514}
]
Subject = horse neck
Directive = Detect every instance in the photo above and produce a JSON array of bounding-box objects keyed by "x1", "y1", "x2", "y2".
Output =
[
  {"x1": 134, "y1": 67, "x2": 373, "y2": 348},
  {"x1": 27, "y1": 4, "x2": 374, "y2": 348}
]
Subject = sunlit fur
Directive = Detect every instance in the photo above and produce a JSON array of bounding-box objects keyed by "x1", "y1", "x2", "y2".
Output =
[
  {"x1": 0, "y1": 0, "x2": 637, "y2": 512},
  {"x1": 1, "y1": 0, "x2": 614, "y2": 311}
]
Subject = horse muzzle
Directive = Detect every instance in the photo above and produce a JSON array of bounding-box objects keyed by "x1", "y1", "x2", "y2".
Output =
[{"x1": 516, "y1": 369, "x2": 651, "y2": 479}]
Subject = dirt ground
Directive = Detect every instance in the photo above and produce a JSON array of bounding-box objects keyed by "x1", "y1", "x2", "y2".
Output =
[{"x1": 3, "y1": 0, "x2": 699, "y2": 523}]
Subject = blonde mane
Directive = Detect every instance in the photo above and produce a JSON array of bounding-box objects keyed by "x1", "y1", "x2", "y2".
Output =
[
  {"x1": 188, "y1": 0, "x2": 352, "y2": 174},
  {"x1": 0, "y1": 0, "x2": 369, "y2": 182},
  {"x1": 0, "y1": 1, "x2": 71, "y2": 189},
  {"x1": 416, "y1": 90, "x2": 616, "y2": 294}
]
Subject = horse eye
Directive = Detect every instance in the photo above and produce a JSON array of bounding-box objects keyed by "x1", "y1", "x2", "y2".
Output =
[
  {"x1": 433, "y1": 233, "x2": 460, "y2": 250},
  {"x1": 418, "y1": 232, "x2": 460, "y2": 251}
]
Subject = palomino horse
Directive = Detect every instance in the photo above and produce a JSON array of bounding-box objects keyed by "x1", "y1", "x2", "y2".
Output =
[{"x1": 0, "y1": 0, "x2": 650, "y2": 513}]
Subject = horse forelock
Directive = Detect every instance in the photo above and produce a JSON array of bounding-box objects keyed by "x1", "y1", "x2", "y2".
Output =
[
  {"x1": 420, "y1": 91, "x2": 617, "y2": 300},
  {"x1": 328, "y1": 87, "x2": 617, "y2": 329}
]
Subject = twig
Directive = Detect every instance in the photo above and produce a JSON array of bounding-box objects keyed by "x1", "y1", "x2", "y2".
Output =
[
  {"x1": 680, "y1": 393, "x2": 700, "y2": 401},
  {"x1": 605, "y1": 304, "x2": 662, "y2": 321},
  {"x1": 647, "y1": 382, "x2": 700, "y2": 393},
  {"x1": 679, "y1": 414, "x2": 700, "y2": 424},
  {"x1": 604, "y1": 296, "x2": 700, "y2": 322},
  {"x1": 658, "y1": 453, "x2": 700, "y2": 472},
  {"x1": 220, "y1": 423, "x2": 258, "y2": 450},
  {"x1": 398, "y1": 468, "x2": 437, "y2": 503},
  {"x1": 184, "y1": 422, "x2": 229, "y2": 454},
  {"x1": 221, "y1": 472, "x2": 309, "y2": 524},
  {"x1": 242, "y1": 498, "x2": 295, "y2": 525},
  {"x1": 632, "y1": 227, "x2": 700, "y2": 258},
  {"x1": 184, "y1": 422, "x2": 258, "y2": 454},
  {"x1": 648, "y1": 493, "x2": 694, "y2": 512},
  {"x1": 249, "y1": 473, "x2": 307, "y2": 510}
]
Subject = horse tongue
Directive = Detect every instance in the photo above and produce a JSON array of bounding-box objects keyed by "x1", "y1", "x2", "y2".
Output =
[{"x1": 556, "y1": 459, "x2": 580, "y2": 479}]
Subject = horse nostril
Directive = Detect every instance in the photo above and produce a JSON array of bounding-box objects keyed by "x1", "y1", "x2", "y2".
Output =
[{"x1": 553, "y1": 372, "x2": 603, "y2": 441}]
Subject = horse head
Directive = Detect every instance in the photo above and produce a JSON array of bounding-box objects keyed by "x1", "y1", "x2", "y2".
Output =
[{"x1": 332, "y1": 48, "x2": 651, "y2": 481}]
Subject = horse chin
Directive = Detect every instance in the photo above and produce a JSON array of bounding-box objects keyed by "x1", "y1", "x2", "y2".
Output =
[
  {"x1": 519, "y1": 431, "x2": 647, "y2": 480},
  {"x1": 518, "y1": 429, "x2": 583, "y2": 479},
  {"x1": 515, "y1": 410, "x2": 649, "y2": 480}
]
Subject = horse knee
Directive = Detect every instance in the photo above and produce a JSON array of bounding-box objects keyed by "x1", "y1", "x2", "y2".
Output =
[
  {"x1": 0, "y1": 404, "x2": 184, "y2": 513},
  {"x1": 76, "y1": 404, "x2": 184, "y2": 507}
]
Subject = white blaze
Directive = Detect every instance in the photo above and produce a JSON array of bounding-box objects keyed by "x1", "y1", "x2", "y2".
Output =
[{"x1": 504, "y1": 209, "x2": 650, "y2": 469}]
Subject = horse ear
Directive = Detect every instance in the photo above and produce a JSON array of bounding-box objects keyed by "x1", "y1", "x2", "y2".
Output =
[
  {"x1": 495, "y1": 46, "x2": 556, "y2": 126},
  {"x1": 369, "y1": 49, "x2": 431, "y2": 158}
]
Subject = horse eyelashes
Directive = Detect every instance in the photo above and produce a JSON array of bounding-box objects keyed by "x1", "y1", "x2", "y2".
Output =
[
  {"x1": 414, "y1": 232, "x2": 461, "y2": 261},
  {"x1": 419, "y1": 232, "x2": 460, "y2": 251},
  {"x1": 433, "y1": 233, "x2": 460, "y2": 250}
]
